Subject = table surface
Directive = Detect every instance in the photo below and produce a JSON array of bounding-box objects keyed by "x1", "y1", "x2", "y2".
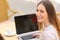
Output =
[{"x1": 0, "y1": 20, "x2": 19, "y2": 40}]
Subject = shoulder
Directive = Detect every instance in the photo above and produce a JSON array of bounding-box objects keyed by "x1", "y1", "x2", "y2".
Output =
[
  {"x1": 43, "y1": 25, "x2": 58, "y2": 36},
  {"x1": 44, "y1": 25, "x2": 57, "y2": 33},
  {"x1": 43, "y1": 25, "x2": 59, "y2": 40}
]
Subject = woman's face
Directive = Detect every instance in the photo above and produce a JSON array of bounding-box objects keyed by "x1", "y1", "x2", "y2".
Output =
[{"x1": 36, "y1": 4, "x2": 48, "y2": 22}]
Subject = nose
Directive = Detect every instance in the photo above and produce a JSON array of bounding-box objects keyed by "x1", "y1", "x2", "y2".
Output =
[{"x1": 36, "y1": 11, "x2": 41, "y2": 16}]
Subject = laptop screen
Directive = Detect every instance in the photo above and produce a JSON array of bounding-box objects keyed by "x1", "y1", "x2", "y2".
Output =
[{"x1": 14, "y1": 14, "x2": 38, "y2": 34}]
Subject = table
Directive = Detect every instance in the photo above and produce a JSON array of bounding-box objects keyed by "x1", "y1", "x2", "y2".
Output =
[{"x1": 0, "y1": 20, "x2": 19, "y2": 40}]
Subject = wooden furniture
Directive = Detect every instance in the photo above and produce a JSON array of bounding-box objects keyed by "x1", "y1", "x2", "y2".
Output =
[
  {"x1": 0, "y1": 20, "x2": 19, "y2": 40},
  {"x1": 0, "y1": 0, "x2": 9, "y2": 22}
]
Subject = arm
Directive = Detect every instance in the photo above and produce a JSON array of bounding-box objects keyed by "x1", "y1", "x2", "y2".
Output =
[
  {"x1": 42, "y1": 27, "x2": 59, "y2": 40},
  {"x1": 42, "y1": 32, "x2": 57, "y2": 40}
]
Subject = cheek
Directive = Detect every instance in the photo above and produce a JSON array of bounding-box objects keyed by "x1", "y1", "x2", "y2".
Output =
[
  {"x1": 42, "y1": 13, "x2": 48, "y2": 21},
  {"x1": 36, "y1": 12, "x2": 48, "y2": 22},
  {"x1": 43, "y1": 13, "x2": 48, "y2": 18},
  {"x1": 35, "y1": 12, "x2": 40, "y2": 16}
]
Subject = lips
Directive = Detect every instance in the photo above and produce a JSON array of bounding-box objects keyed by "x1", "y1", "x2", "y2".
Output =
[{"x1": 37, "y1": 16, "x2": 43, "y2": 20}]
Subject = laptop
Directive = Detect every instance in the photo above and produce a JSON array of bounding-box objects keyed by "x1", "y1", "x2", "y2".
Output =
[{"x1": 14, "y1": 14, "x2": 39, "y2": 40}]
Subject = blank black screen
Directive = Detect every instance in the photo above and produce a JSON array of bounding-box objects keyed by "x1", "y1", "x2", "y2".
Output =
[{"x1": 14, "y1": 14, "x2": 38, "y2": 34}]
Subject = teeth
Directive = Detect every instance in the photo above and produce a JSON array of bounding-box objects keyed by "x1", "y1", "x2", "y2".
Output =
[
  {"x1": 37, "y1": 16, "x2": 43, "y2": 19},
  {"x1": 38, "y1": 16, "x2": 42, "y2": 18}
]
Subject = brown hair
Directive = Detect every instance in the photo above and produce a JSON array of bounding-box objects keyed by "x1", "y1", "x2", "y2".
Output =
[
  {"x1": 37, "y1": 0, "x2": 60, "y2": 36},
  {"x1": 0, "y1": 34, "x2": 4, "y2": 40}
]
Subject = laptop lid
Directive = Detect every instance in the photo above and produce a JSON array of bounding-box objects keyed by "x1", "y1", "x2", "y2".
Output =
[{"x1": 14, "y1": 14, "x2": 38, "y2": 34}]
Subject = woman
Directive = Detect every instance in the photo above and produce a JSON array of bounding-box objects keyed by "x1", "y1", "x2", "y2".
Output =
[
  {"x1": 0, "y1": 34, "x2": 4, "y2": 40},
  {"x1": 33, "y1": 0, "x2": 60, "y2": 40}
]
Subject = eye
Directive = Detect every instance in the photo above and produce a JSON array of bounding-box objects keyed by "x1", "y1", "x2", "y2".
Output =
[
  {"x1": 36, "y1": 9, "x2": 39, "y2": 12},
  {"x1": 40, "y1": 10, "x2": 44, "y2": 13}
]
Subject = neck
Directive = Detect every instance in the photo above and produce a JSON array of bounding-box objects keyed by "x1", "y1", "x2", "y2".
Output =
[{"x1": 43, "y1": 19, "x2": 51, "y2": 27}]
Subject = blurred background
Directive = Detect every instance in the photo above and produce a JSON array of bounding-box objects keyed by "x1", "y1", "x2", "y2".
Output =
[
  {"x1": 7, "y1": 0, "x2": 60, "y2": 21},
  {"x1": 0, "y1": 0, "x2": 60, "y2": 21}
]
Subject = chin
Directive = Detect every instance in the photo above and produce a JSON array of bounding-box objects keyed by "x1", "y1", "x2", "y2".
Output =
[{"x1": 37, "y1": 20, "x2": 43, "y2": 23}]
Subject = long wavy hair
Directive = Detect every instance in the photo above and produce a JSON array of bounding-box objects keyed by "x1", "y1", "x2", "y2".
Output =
[{"x1": 37, "y1": 0, "x2": 60, "y2": 36}]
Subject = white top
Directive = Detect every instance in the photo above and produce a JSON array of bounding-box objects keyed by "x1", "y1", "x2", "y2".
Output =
[{"x1": 39, "y1": 25, "x2": 59, "y2": 40}]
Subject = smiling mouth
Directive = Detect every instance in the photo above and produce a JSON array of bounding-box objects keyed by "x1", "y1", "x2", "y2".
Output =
[{"x1": 37, "y1": 16, "x2": 43, "y2": 20}]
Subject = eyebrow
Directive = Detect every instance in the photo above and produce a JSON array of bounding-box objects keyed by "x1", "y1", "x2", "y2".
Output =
[{"x1": 36, "y1": 9, "x2": 44, "y2": 12}]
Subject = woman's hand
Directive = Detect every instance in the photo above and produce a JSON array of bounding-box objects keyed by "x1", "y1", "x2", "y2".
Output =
[{"x1": 33, "y1": 33, "x2": 40, "y2": 38}]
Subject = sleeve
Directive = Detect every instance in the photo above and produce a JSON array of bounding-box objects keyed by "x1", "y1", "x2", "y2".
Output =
[
  {"x1": 42, "y1": 27, "x2": 58, "y2": 40},
  {"x1": 43, "y1": 32, "x2": 57, "y2": 40}
]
